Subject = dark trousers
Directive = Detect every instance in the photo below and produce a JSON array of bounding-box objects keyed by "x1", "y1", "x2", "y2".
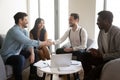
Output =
[
  {"x1": 6, "y1": 50, "x2": 39, "y2": 80},
  {"x1": 77, "y1": 52, "x2": 110, "y2": 80},
  {"x1": 56, "y1": 48, "x2": 85, "y2": 60}
]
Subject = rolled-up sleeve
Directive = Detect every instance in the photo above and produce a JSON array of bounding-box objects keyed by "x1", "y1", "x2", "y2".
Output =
[{"x1": 54, "y1": 30, "x2": 69, "y2": 45}]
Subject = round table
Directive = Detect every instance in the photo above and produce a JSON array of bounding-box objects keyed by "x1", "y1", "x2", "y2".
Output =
[{"x1": 35, "y1": 60, "x2": 82, "y2": 80}]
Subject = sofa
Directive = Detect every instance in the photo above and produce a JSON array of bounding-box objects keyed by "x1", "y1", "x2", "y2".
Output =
[
  {"x1": 100, "y1": 58, "x2": 120, "y2": 80},
  {"x1": 0, "y1": 34, "x2": 30, "y2": 80},
  {"x1": 0, "y1": 54, "x2": 6, "y2": 80}
]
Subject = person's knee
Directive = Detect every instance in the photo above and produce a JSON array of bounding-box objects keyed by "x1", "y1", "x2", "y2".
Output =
[
  {"x1": 17, "y1": 55, "x2": 26, "y2": 66},
  {"x1": 34, "y1": 49, "x2": 41, "y2": 61},
  {"x1": 56, "y1": 48, "x2": 64, "y2": 54},
  {"x1": 56, "y1": 49, "x2": 60, "y2": 54},
  {"x1": 77, "y1": 53, "x2": 90, "y2": 63}
]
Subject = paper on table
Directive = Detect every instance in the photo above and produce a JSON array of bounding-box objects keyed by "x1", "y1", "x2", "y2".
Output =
[
  {"x1": 58, "y1": 66, "x2": 75, "y2": 71},
  {"x1": 71, "y1": 60, "x2": 80, "y2": 65},
  {"x1": 34, "y1": 60, "x2": 49, "y2": 68}
]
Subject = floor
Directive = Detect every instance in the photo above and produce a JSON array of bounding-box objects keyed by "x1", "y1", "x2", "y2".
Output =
[{"x1": 22, "y1": 67, "x2": 84, "y2": 80}]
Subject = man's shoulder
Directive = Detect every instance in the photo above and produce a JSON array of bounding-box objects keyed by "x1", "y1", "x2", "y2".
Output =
[
  {"x1": 8, "y1": 25, "x2": 25, "y2": 35},
  {"x1": 111, "y1": 25, "x2": 120, "y2": 33},
  {"x1": 108, "y1": 25, "x2": 120, "y2": 38},
  {"x1": 66, "y1": 28, "x2": 71, "y2": 32},
  {"x1": 79, "y1": 27, "x2": 87, "y2": 33},
  {"x1": 9, "y1": 25, "x2": 19, "y2": 31},
  {"x1": 112, "y1": 25, "x2": 120, "y2": 30}
]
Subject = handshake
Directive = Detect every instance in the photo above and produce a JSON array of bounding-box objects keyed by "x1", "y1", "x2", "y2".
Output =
[{"x1": 41, "y1": 39, "x2": 54, "y2": 46}]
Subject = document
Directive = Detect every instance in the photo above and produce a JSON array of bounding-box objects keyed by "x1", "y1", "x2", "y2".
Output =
[
  {"x1": 34, "y1": 60, "x2": 49, "y2": 68},
  {"x1": 58, "y1": 66, "x2": 75, "y2": 71},
  {"x1": 71, "y1": 60, "x2": 80, "y2": 65}
]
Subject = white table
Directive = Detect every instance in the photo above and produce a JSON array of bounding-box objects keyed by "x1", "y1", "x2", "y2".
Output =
[{"x1": 34, "y1": 60, "x2": 82, "y2": 80}]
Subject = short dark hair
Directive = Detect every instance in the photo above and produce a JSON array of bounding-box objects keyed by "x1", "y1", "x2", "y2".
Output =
[
  {"x1": 70, "y1": 13, "x2": 79, "y2": 20},
  {"x1": 98, "y1": 10, "x2": 113, "y2": 24},
  {"x1": 14, "y1": 12, "x2": 28, "y2": 24}
]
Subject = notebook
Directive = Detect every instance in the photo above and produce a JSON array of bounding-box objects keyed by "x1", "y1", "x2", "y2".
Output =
[{"x1": 50, "y1": 53, "x2": 72, "y2": 68}]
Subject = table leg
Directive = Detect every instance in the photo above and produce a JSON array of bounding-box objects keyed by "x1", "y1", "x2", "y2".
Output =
[
  {"x1": 67, "y1": 74, "x2": 70, "y2": 80},
  {"x1": 52, "y1": 74, "x2": 59, "y2": 80},
  {"x1": 50, "y1": 74, "x2": 53, "y2": 80},
  {"x1": 42, "y1": 73, "x2": 46, "y2": 80},
  {"x1": 76, "y1": 72, "x2": 80, "y2": 80},
  {"x1": 73, "y1": 73, "x2": 76, "y2": 80},
  {"x1": 73, "y1": 73, "x2": 80, "y2": 80}
]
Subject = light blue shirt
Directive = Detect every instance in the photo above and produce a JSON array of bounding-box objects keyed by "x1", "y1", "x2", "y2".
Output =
[{"x1": 0, "y1": 25, "x2": 40, "y2": 62}]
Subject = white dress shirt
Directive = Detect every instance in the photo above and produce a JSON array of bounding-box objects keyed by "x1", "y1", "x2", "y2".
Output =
[
  {"x1": 101, "y1": 30, "x2": 108, "y2": 53},
  {"x1": 54, "y1": 25, "x2": 88, "y2": 51}
]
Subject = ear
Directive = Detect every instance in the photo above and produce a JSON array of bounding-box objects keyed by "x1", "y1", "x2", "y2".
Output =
[
  {"x1": 103, "y1": 19, "x2": 109, "y2": 25},
  {"x1": 103, "y1": 19, "x2": 106, "y2": 22},
  {"x1": 76, "y1": 19, "x2": 79, "y2": 23},
  {"x1": 19, "y1": 18, "x2": 22, "y2": 23}
]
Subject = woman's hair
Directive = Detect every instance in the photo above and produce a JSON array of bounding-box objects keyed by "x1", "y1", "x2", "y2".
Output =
[
  {"x1": 31, "y1": 18, "x2": 46, "y2": 40},
  {"x1": 33, "y1": 18, "x2": 44, "y2": 30}
]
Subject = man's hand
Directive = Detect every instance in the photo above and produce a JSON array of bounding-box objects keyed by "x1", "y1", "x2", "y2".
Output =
[
  {"x1": 41, "y1": 40, "x2": 53, "y2": 46},
  {"x1": 64, "y1": 48, "x2": 73, "y2": 52},
  {"x1": 88, "y1": 48, "x2": 102, "y2": 58},
  {"x1": 29, "y1": 52, "x2": 35, "y2": 64},
  {"x1": 52, "y1": 41, "x2": 55, "y2": 45}
]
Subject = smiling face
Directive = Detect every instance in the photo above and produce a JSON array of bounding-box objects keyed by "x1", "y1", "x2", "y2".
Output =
[
  {"x1": 97, "y1": 16, "x2": 106, "y2": 30},
  {"x1": 69, "y1": 16, "x2": 79, "y2": 27},
  {"x1": 97, "y1": 11, "x2": 113, "y2": 32},
  {"x1": 19, "y1": 16, "x2": 28, "y2": 28},
  {"x1": 97, "y1": 15, "x2": 111, "y2": 31},
  {"x1": 38, "y1": 20, "x2": 44, "y2": 29}
]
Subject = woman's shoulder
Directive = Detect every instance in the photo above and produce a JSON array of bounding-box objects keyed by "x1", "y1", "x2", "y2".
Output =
[{"x1": 41, "y1": 28, "x2": 47, "y2": 33}]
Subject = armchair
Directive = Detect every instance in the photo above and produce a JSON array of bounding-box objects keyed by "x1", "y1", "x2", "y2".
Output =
[
  {"x1": 100, "y1": 58, "x2": 120, "y2": 80},
  {"x1": 0, "y1": 34, "x2": 30, "y2": 80}
]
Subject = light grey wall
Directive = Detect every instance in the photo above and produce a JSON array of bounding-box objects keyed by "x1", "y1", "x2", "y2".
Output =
[
  {"x1": 69, "y1": 0, "x2": 96, "y2": 39},
  {"x1": 0, "y1": 0, "x2": 27, "y2": 34}
]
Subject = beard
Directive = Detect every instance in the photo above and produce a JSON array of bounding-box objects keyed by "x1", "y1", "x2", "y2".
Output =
[
  {"x1": 23, "y1": 23, "x2": 28, "y2": 28},
  {"x1": 69, "y1": 24, "x2": 74, "y2": 27},
  {"x1": 24, "y1": 26, "x2": 27, "y2": 28}
]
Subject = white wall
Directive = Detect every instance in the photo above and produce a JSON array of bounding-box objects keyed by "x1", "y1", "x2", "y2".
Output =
[
  {"x1": 28, "y1": 0, "x2": 39, "y2": 31},
  {"x1": 0, "y1": 0, "x2": 103, "y2": 40},
  {"x1": 69, "y1": 0, "x2": 96, "y2": 39},
  {"x1": 0, "y1": 0, "x2": 27, "y2": 34},
  {"x1": 95, "y1": 0, "x2": 104, "y2": 40}
]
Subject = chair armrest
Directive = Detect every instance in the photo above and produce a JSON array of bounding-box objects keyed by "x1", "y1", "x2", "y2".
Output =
[
  {"x1": 100, "y1": 58, "x2": 120, "y2": 80},
  {"x1": 0, "y1": 55, "x2": 7, "y2": 80}
]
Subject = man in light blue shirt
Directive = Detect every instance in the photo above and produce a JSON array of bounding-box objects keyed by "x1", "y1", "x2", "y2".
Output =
[{"x1": 0, "y1": 12, "x2": 52, "y2": 80}]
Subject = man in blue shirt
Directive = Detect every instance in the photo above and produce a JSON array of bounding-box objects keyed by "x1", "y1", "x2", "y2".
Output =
[{"x1": 0, "y1": 12, "x2": 52, "y2": 80}]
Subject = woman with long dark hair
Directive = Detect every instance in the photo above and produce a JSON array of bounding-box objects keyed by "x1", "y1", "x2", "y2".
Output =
[{"x1": 30, "y1": 18, "x2": 50, "y2": 60}]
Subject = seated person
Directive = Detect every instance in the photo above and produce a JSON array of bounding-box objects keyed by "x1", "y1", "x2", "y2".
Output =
[
  {"x1": 53, "y1": 13, "x2": 88, "y2": 60},
  {"x1": 0, "y1": 12, "x2": 52, "y2": 80},
  {"x1": 30, "y1": 18, "x2": 50, "y2": 60},
  {"x1": 79, "y1": 11, "x2": 120, "y2": 80}
]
